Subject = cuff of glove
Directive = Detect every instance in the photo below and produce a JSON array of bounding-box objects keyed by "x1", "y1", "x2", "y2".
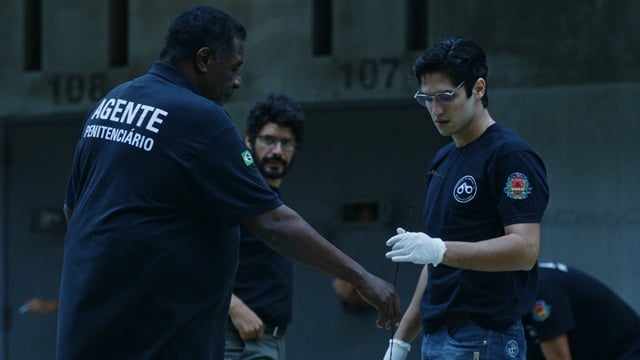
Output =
[
  {"x1": 434, "y1": 241, "x2": 446, "y2": 267},
  {"x1": 388, "y1": 338, "x2": 411, "y2": 352}
]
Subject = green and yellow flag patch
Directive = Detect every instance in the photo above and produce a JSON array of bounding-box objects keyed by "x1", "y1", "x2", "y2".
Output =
[{"x1": 241, "y1": 150, "x2": 254, "y2": 166}]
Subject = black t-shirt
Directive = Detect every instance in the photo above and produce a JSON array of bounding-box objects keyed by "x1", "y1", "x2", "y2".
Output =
[
  {"x1": 421, "y1": 124, "x2": 550, "y2": 333},
  {"x1": 523, "y1": 262, "x2": 640, "y2": 360},
  {"x1": 58, "y1": 61, "x2": 282, "y2": 360},
  {"x1": 233, "y1": 187, "x2": 294, "y2": 327}
]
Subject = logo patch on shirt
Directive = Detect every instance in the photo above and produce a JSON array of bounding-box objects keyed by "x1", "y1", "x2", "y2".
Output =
[
  {"x1": 532, "y1": 300, "x2": 551, "y2": 322},
  {"x1": 241, "y1": 150, "x2": 254, "y2": 166},
  {"x1": 503, "y1": 172, "x2": 532, "y2": 199},
  {"x1": 453, "y1": 175, "x2": 477, "y2": 203}
]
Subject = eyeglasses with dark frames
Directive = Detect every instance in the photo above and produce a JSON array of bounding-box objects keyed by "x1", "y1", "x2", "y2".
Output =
[
  {"x1": 256, "y1": 135, "x2": 297, "y2": 151},
  {"x1": 414, "y1": 81, "x2": 465, "y2": 107}
]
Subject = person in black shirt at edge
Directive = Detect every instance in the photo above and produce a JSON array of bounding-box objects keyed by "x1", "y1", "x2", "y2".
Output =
[{"x1": 523, "y1": 262, "x2": 640, "y2": 360}]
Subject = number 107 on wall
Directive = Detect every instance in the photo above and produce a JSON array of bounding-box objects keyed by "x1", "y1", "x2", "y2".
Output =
[{"x1": 337, "y1": 58, "x2": 401, "y2": 90}]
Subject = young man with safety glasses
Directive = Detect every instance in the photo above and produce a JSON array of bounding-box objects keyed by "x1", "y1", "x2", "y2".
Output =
[{"x1": 382, "y1": 36, "x2": 550, "y2": 360}]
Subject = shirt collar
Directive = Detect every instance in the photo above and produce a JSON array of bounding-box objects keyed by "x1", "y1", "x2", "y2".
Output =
[{"x1": 148, "y1": 61, "x2": 200, "y2": 94}]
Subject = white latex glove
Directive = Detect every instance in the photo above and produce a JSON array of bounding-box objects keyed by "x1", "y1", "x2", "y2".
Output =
[
  {"x1": 382, "y1": 338, "x2": 411, "y2": 360},
  {"x1": 385, "y1": 227, "x2": 446, "y2": 266}
]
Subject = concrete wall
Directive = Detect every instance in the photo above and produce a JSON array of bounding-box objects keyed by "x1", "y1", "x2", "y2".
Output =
[
  {"x1": 1, "y1": 0, "x2": 638, "y2": 359},
  {"x1": 1, "y1": 118, "x2": 79, "y2": 360},
  {"x1": 494, "y1": 83, "x2": 640, "y2": 313}
]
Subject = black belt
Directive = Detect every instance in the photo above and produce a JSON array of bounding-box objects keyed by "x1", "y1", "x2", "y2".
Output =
[
  {"x1": 264, "y1": 324, "x2": 286, "y2": 338},
  {"x1": 228, "y1": 323, "x2": 287, "y2": 338}
]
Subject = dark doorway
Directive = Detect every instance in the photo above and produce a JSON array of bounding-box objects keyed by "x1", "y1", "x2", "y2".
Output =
[{"x1": 2, "y1": 115, "x2": 82, "y2": 360}]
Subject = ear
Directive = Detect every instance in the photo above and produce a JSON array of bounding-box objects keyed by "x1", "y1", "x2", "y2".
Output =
[
  {"x1": 195, "y1": 47, "x2": 213, "y2": 73},
  {"x1": 473, "y1": 78, "x2": 486, "y2": 98},
  {"x1": 244, "y1": 135, "x2": 253, "y2": 149}
]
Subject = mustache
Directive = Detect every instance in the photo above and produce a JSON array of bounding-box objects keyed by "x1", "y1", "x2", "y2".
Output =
[{"x1": 262, "y1": 156, "x2": 287, "y2": 165}]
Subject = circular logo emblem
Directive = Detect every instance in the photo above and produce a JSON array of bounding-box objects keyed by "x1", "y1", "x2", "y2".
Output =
[
  {"x1": 453, "y1": 175, "x2": 477, "y2": 203},
  {"x1": 505, "y1": 339, "x2": 519, "y2": 358}
]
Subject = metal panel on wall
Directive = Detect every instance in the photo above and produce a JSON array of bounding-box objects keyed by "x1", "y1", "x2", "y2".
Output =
[
  {"x1": 281, "y1": 101, "x2": 447, "y2": 359},
  {"x1": 2, "y1": 117, "x2": 82, "y2": 360}
]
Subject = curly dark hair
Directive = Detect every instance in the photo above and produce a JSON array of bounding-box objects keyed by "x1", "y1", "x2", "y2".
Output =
[
  {"x1": 413, "y1": 36, "x2": 489, "y2": 108},
  {"x1": 159, "y1": 6, "x2": 247, "y2": 63},
  {"x1": 245, "y1": 93, "x2": 305, "y2": 144}
]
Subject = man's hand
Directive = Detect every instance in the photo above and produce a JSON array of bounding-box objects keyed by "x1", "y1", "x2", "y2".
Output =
[
  {"x1": 385, "y1": 227, "x2": 446, "y2": 265},
  {"x1": 353, "y1": 272, "x2": 401, "y2": 329},
  {"x1": 19, "y1": 298, "x2": 59, "y2": 314},
  {"x1": 229, "y1": 296, "x2": 264, "y2": 340},
  {"x1": 382, "y1": 339, "x2": 411, "y2": 360}
]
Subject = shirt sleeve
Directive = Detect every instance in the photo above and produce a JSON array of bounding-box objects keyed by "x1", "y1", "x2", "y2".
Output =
[
  {"x1": 529, "y1": 277, "x2": 576, "y2": 342},
  {"x1": 188, "y1": 126, "x2": 282, "y2": 224},
  {"x1": 490, "y1": 149, "x2": 550, "y2": 225}
]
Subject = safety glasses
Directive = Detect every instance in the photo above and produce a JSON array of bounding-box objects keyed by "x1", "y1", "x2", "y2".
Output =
[{"x1": 413, "y1": 81, "x2": 465, "y2": 107}]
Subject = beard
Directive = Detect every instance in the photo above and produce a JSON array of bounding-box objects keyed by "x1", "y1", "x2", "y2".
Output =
[{"x1": 255, "y1": 154, "x2": 295, "y2": 180}]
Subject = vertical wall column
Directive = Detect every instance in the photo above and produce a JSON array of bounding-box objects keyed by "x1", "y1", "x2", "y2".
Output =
[
  {"x1": 109, "y1": 0, "x2": 129, "y2": 67},
  {"x1": 23, "y1": 0, "x2": 42, "y2": 71}
]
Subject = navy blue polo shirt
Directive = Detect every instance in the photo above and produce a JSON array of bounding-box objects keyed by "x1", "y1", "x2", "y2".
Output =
[
  {"x1": 59, "y1": 61, "x2": 282, "y2": 360},
  {"x1": 524, "y1": 263, "x2": 640, "y2": 360},
  {"x1": 421, "y1": 124, "x2": 549, "y2": 333},
  {"x1": 233, "y1": 187, "x2": 294, "y2": 328}
]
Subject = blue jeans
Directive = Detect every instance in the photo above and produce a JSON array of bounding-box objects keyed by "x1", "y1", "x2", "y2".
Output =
[
  {"x1": 422, "y1": 319, "x2": 526, "y2": 360},
  {"x1": 224, "y1": 327, "x2": 286, "y2": 360}
]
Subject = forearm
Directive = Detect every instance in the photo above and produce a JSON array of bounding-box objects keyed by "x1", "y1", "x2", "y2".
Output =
[
  {"x1": 442, "y1": 223, "x2": 540, "y2": 271},
  {"x1": 393, "y1": 266, "x2": 427, "y2": 342},
  {"x1": 394, "y1": 307, "x2": 422, "y2": 342},
  {"x1": 246, "y1": 205, "x2": 367, "y2": 287},
  {"x1": 540, "y1": 334, "x2": 572, "y2": 360}
]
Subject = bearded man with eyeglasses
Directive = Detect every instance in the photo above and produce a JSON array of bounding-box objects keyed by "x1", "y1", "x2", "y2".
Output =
[{"x1": 225, "y1": 93, "x2": 304, "y2": 360}]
